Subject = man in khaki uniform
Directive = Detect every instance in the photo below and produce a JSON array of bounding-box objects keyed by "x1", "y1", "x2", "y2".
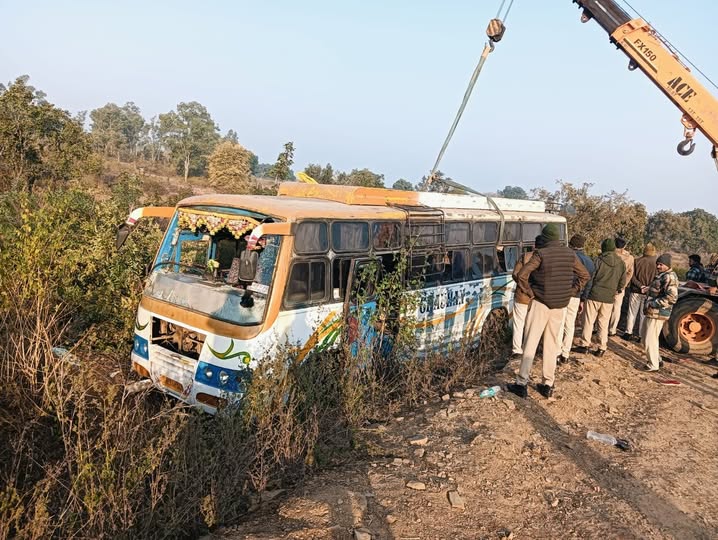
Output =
[
  {"x1": 609, "y1": 236, "x2": 634, "y2": 336},
  {"x1": 507, "y1": 224, "x2": 590, "y2": 399},
  {"x1": 573, "y1": 239, "x2": 626, "y2": 357}
]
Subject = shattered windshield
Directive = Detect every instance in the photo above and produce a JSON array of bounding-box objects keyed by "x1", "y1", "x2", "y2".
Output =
[{"x1": 145, "y1": 208, "x2": 281, "y2": 326}]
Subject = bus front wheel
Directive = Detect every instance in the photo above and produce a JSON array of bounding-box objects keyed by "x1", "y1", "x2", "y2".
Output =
[{"x1": 663, "y1": 297, "x2": 718, "y2": 356}]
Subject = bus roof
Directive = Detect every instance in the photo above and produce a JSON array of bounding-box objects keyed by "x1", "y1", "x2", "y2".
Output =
[{"x1": 178, "y1": 183, "x2": 560, "y2": 223}]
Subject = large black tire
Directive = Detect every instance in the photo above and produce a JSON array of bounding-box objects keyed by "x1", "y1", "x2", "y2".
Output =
[{"x1": 663, "y1": 296, "x2": 718, "y2": 355}]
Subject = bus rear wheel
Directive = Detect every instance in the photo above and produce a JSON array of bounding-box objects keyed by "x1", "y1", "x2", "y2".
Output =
[{"x1": 663, "y1": 297, "x2": 718, "y2": 356}]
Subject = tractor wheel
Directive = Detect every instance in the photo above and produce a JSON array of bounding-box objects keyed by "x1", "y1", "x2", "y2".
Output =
[{"x1": 663, "y1": 297, "x2": 718, "y2": 356}]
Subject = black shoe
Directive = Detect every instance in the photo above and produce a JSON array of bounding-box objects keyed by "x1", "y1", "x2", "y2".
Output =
[
  {"x1": 621, "y1": 333, "x2": 633, "y2": 341},
  {"x1": 572, "y1": 346, "x2": 589, "y2": 354},
  {"x1": 557, "y1": 355, "x2": 570, "y2": 365},
  {"x1": 712, "y1": 372, "x2": 718, "y2": 379},
  {"x1": 631, "y1": 334, "x2": 642, "y2": 343},
  {"x1": 536, "y1": 384, "x2": 554, "y2": 398},
  {"x1": 511, "y1": 352, "x2": 523, "y2": 360},
  {"x1": 592, "y1": 349, "x2": 606, "y2": 358},
  {"x1": 506, "y1": 383, "x2": 528, "y2": 398}
]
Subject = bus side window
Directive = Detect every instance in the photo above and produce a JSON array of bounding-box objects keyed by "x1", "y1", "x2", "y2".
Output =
[
  {"x1": 471, "y1": 247, "x2": 497, "y2": 279},
  {"x1": 333, "y1": 259, "x2": 352, "y2": 301},
  {"x1": 497, "y1": 245, "x2": 519, "y2": 273},
  {"x1": 286, "y1": 260, "x2": 327, "y2": 307},
  {"x1": 444, "y1": 249, "x2": 468, "y2": 282}
]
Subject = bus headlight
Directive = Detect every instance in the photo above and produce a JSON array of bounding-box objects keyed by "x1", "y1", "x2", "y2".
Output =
[
  {"x1": 219, "y1": 371, "x2": 229, "y2": 385},
  {"x1": 204, "y1": 367, "x2": 214, "y2": 379}
]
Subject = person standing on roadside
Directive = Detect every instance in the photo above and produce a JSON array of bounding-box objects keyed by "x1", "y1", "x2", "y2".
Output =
[
  {"x1": 507, "y1": 224, "x2": 590, "y2": 399},
  {"x1": 686, "y1": 254, "x2": 707, "y2": 283},
  {"x1": 609, "y1": 236, "x2": 634, "y2": 336},
  {"x1": 641, "y1": 254, "x2": 678, "y2": 371},
  {"x1": 573, "y1": 239, "x2": 626, "y2": 357},
  {"x1": 622, "y1": 243, "x2": 657, "y2": 342},
  {"x1": 510, "y1": 235, "x2": 547, "y2": 359},
  {"x1": 558, "y1": 234, "x2": 595, "y2": 364}
]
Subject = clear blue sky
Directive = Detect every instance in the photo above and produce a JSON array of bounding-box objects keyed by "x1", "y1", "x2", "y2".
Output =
[{"x1": 1, "y1": 0, "x2": 716, "y2": 214}]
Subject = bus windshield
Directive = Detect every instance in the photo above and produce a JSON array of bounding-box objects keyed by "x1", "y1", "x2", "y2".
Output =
[{"x1": 144, "y1": 207, "x2": 282, "y2": 326}]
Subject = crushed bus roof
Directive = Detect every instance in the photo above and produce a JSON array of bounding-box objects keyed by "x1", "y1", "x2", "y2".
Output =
[{"x1": 178, "y1": 183, "x2": 556, "y2": 223}]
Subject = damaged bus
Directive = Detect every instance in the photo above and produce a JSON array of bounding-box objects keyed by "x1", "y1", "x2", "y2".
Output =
[{"x1": 118, "y1": 183, "x2": 565, "y2": 412}]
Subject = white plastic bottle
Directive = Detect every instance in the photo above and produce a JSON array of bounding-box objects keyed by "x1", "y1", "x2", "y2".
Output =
[{"x1": 479, "y1": 385, "x2": 501, "y2": 398}]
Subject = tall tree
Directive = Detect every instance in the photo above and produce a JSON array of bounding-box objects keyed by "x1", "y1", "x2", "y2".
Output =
[
  {"x1": 223, "y1": 129, "x2": 239, "y2": 144},
  {"x1": 415, "y1": 170, "x2": 453, "y2": 193},
  {"x1": 336, "y1": 168, "x2": 385, "y2": 188},
  {"x1": 141, "y1": 116, "x2": 164, "y2": 163},
  {"x1": 303, "y1": 163, "x2": 334, "y2": 184},
  {"x1": 532, "y1": 181, "x2": 647, "y2": 254},
  {"x1": 268, "y1": 141, "x2": 295, "y2": 180},
  {"x1": 159, "y1": 101, "x2": 220, "y2": 180},
  {"x1": 392, "y1": 178, "x2": 414, "y2": 191},
  {"x1": 497, "y1": 185, "x2": 528, "y2": 199},
  {"x1": 0, "y1": 76, "x2": 93, "y2": 192},
  {"x1": 120, "y1": 102, "x2": 145, "y2": 159},
  {"x1": 208, "y1": 141, "x2": 253, "y2": 192}
]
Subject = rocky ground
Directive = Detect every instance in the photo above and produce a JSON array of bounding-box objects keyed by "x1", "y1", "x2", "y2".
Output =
[{"x1": 213, "y1": 335, "x2": 718, "y2": 540}]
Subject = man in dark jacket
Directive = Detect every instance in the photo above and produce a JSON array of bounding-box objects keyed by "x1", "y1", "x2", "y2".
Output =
[
  {"x1": 622, "y1": 243, "x2": 657, "y2": 342},
  {"x1": 686, "y1": 254, "x2": 707, "y2": 283},
  {"x1": 558, "y1": 234, "x2": 595, "y2": 364},
  {"x1": 573, "y1": 239, "x2": 626, "y2": 357},
  {"x1": 508, "y1": 224, "x2": 590, "y2": 399},
  {"x1": 510, "y1": 235, "x2": 547, "y2": 358}
]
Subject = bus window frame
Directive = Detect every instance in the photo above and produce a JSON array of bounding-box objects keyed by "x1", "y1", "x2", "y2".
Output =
[
  {"x1": 293, "y1": 220, "x2": 329, "y2": 255},
  {"x1": 283, "y1": 258, "x2": 329, "y2": 309},
  {"x1": 330, "y1": 220, "x2": 371, "y2": 254}
]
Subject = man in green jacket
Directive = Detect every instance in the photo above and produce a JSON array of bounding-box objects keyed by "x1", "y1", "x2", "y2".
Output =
[{"x1": 573, "y1": 239, "x2": 627, "y2": 357}]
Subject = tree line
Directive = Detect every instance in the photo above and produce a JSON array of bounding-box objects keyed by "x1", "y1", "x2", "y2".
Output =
[{"x1": 1, "y1": 74, "x2": 716, "y2": 257}]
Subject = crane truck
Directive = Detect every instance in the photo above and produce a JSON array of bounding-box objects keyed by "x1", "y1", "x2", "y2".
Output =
[{"x1": 575, "y1": 0, "x2": 718, "y2": 355}]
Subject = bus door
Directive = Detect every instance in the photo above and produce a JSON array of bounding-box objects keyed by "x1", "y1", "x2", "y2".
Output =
[{"x1": 343, "y1": 258, "x2": 381, "y2": 359}]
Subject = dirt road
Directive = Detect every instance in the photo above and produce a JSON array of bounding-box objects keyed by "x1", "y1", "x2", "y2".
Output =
[{"x1": 217, "y1": 337, "x2": 718, "y2": 540}]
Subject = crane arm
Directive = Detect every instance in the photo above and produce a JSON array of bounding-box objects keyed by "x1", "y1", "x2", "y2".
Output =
[{"x1": 575, "y1": 0, "x2": 718, "y2": 165}]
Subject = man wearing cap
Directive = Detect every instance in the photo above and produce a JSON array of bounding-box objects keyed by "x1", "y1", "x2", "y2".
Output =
[
  {"x1": 641, "y1": 254, "x2": 678, "y2": 371},
  {"x1": 508, "y1": 224, "x2": 590, "y2": 399},
  {"x1": 558, "y1": 234, "x2": 595, "y2": 364},
  {"x1": 622, "y1": 243, "x2": 657, "y2": 342},
  {"x1": 573, "y1": 239, "x2": 627, "y2": 357},
  {"x1": 609, "y1": 237, "x2": 635, "y2": 336},
  {"x1": 510, "y1": 235, "x2": 547, "y2": 359}
]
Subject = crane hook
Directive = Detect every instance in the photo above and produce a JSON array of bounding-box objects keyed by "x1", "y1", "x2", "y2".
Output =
[{"x1": 677, "y1": 138, "x2": 696, "y2": 156}]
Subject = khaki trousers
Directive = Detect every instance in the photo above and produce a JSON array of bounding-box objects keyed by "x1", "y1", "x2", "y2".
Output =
[
  {"x1": 609, "y1": 290, "x2": 625, "y2": 334},
  {"x1": 641, "y1": 317, "x2": 665, "y2": 370},
  {"x1": 579, "y1": 299, "x2": 612, "y2": 351},
  {"x1": 512, "y1": 301, "x2": 529, "y2": 355},
  {"x1": 625, "y1": 292, "x2": 645, "y2": 336},
  {"x1": 560, "y1": 296, "x2": 581, "y2": 357},
  {"x1": 517, "y1": 300, "x2": 565, "y2": 387}
]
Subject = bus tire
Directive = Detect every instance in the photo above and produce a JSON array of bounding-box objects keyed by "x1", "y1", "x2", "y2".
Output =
[
  {"x1": 662, "y1": 297, "x2": 718, "y2": 356},
  {"x1": 479, "y1": 308, "x2": 512, "y2": 372}
]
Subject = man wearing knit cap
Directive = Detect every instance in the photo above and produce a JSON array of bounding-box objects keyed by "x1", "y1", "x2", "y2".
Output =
[
  {"x1": 622, "y1": 243, "x2": 657, "y2": 342},
  {"x1": 510, "y1": 235, "x2": 547, "y2": 358},
  {"x1": 641, "y1": 253, "x2": 678, "y2": 371},
  {"x1": 508, "y1": 223, "x2": 590, "y2": 399},
  {"x1": 558, "y1": 234, "x2": 595, "y2": 364},
  {"x1": 573, "y1": 238, "x2": 627, "y2": 357},
  {"x1": 609, "y1": 236, "x2": 635, "y2": 336}
]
